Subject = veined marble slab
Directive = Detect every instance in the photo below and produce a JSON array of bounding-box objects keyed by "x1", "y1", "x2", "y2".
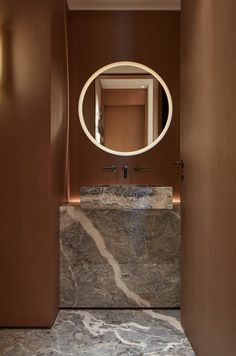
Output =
[
  {"x1": 80, "y1": 185, "x2": 173, "y2": 209},
  {"x1": 0, "y1": 309, "x2": 195, "y2": 355},
  {"x1": 60, "y1": 204, "x2": 180, "y2": 308}
]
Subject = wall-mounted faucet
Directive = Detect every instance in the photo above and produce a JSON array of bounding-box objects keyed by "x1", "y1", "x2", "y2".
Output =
[
  {"x1": 102, "y1": 165, "x2": 129, "y2": 178},
  {"x1": 123, "y1": 165, "x2": 128, "y2": 179}
]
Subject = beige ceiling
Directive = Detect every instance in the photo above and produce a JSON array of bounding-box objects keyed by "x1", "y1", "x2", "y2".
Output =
[{"x1": 66, "y1": 0, "x2": 181, "y2": 10}]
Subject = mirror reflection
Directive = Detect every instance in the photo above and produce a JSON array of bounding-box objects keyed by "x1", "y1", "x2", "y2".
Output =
[{"x1": 81, "y1": 63, "x2": 171, "y2": 154}]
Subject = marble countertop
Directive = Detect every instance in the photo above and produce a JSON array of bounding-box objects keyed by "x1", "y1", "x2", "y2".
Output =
[{"x1": 79, "y1": 185, "x2": 173, "y2": 209}]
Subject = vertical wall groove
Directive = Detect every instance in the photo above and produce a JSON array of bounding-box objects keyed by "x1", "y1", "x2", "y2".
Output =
[{"x1": 64, "y1": 3, "x2": 71, "y2": 202}]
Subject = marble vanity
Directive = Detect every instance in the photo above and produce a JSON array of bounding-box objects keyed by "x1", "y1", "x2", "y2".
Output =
[{"x1": 60, "y1": 185, "x2": 180, "y2": 308}]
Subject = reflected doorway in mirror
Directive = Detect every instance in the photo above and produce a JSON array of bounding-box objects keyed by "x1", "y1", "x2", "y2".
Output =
[{"x1": 78, "y1": 61, "x2": 173, "y2": 156}]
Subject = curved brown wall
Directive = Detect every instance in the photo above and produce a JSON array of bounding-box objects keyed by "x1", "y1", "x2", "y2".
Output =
[
  {"x1": 68, "y1": 11, "x2": 180, "y2": 201},
  {"x1": 0, "y1": 0, "x2": 68, "y2": 326},
  {"x1": 181, "y1": 0, "x2": 236, "y2": 354}
]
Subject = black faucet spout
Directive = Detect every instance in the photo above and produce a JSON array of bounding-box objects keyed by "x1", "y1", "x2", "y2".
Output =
[{"x1": 123, "y1": 165, "x2": 128, "y2": 179}]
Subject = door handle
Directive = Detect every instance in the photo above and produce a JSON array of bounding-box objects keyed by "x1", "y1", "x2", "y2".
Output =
[
  {"x1": 175, "y1": 160, "x2": 185, "y2": 180},
  {"x1": 175, "y1": 160, "x2": 185, "y2": 168}
]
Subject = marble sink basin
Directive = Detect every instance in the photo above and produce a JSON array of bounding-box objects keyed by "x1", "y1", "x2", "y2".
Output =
[
  {"x1": 80, "y1": 185, "x2": 173, "y2": 209},
  {"x1": 60, "y1": 184, "x2": 179, "y2": 308}
]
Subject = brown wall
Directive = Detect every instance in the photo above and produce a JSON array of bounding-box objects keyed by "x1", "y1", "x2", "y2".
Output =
[
  {"x1": 0, "y1": 0, "x2": 68, "y2": 326},
  {"x1": 68, "y1": 11, "x2": 180, "y2": 201},
  {"x1": 181, "y1": 0, "x2": 236, "y2": 355}
]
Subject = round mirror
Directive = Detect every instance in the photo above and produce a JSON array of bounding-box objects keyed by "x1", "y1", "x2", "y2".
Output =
[{"x1": 78, "y1": 61, "x2": 173, "y2": 156}]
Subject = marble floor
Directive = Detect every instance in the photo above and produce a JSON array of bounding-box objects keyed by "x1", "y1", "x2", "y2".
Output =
[{"x1": 0, "y1": 309, "x2": 195, "y2": 356}]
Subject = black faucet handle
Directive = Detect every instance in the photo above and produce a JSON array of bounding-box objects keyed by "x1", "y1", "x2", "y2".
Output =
[
  {"x1": 102, "y1": 165, "x2": 117, "y2": 172},
  {"x1": 134, "y1": 166, "x2": 149, "y2": 172}
]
